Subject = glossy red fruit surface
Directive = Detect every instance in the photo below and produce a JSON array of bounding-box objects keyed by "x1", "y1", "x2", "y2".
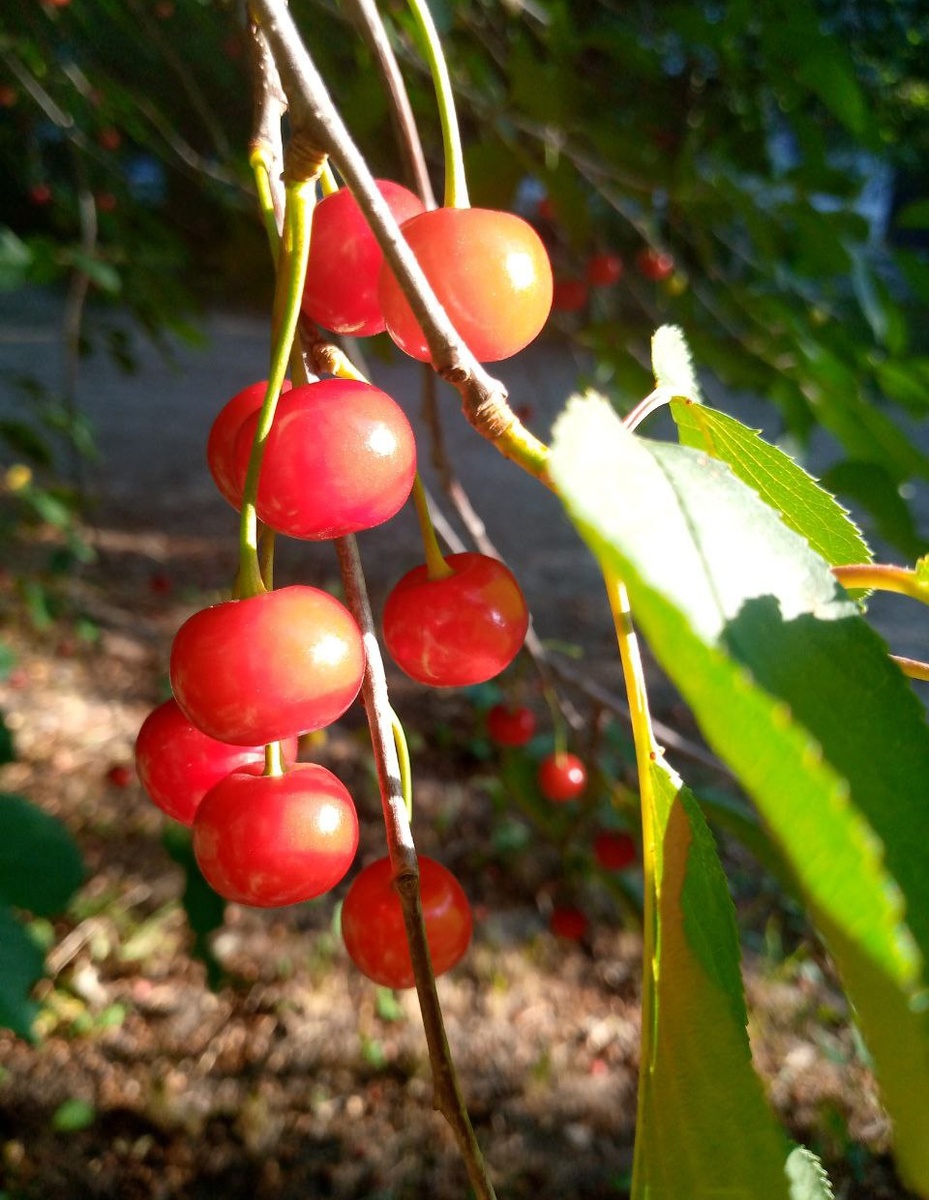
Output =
[
  {"x1": 193, "y1": 763, "x2": 358, "y2": 907},
  {"x1": 207, "y1": 380, "x2": 291, "y2": 509},
  {"x1": 378, "y1": 207, "x2": 553, "y2": 363},
  {"x1": 302, "y1": 180, "x2": 425, "y2": 336},
  {"x1": 135, "y1": 698, "x2": 297, "y2": 826},
  {"x1": 538, "y1": 752, "x2": 588, "y2": 802},
  {"x1": 593, "y1": 830, "x2": 637, "y2": 871},
  {"x1": 549, "y1": 905, "x2": 588, "y2": 940},
  {"x1": 233, "y1": 380, "x2": 416, "y2": 539},
  {"x1": 341, "y1": 855, "x2": 472, "y2": 988},
  {"x1": 382, "y1": 553, "x2": 529, "y2": 688},
  {"x1": 586, "y1": 252, "x2": 623, "y2": 287},
  {"x1": 635, "y1": 247, "x2": 675, "y2": 281},
  {"x1": 551, "y1": 279, "x2": 588, "y2": 313},
  {"x1": 486, "y1": 703, "x2": 536, "y2": 748},
  {"x1": 170, "y1": 585, "x2": 364, "y2": 745}
]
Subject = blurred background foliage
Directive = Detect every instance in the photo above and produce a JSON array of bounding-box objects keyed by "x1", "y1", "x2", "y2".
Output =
[{"x1": 0, "y1": 0, "x2": 928, "y2": 554}]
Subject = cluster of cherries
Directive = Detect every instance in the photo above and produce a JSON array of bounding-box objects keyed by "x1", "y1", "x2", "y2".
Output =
[{"x1": 134, "y1": 180, "x2": 561, "y2": 987}]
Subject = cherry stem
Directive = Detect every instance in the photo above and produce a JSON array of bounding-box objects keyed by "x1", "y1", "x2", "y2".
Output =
[
  {"x1": 411, "y1": 473, "x2": 454, "y2": 580},
  {"x1": 250, "y1": 148, "x2": 282, "y2": 259},
  {"x1": 390, "y1": 706, "x2": 414, "y2": 821},
  {"x1": 264, "y1": 740, "x2": 285, "y2": 777},
  {"x1": 833, "y1": 562, "x2": 929, "y2": 605},
  {"x1": 319, "y1": 159, "x2": 338, "y2": 196},
  {"x1": 404, "y1": 0, "x2": 468, "y2": 208},
  {"x1": 236, "y1": 175, "x2": 317, "y2": 599},
  {"x1": 247, "y1": 0, "x2": 549, "y2": 485},
  {"x1": 603, "y1": 567, "x2": 662, "y2": 1200}
]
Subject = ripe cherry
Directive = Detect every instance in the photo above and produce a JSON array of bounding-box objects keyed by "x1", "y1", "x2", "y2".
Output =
[
  {"x1": 95, "y1": 191, "x2": 118, "y2": 214},
  {"x1": 635, "y1": 247, "x2": 675, "y2": 282},
  {"x1": 593, "y1": 830, "x2": 637, "y2": 871},
  {"x1": 382, "y1": 552, "x2": 529, "y2": 687},
  {"x1": 302, "y1": 180, "x2": 425, "y2": 337},
  {"x1": 135, "y1": 698, "x2": 297, "y2": 826},
  {"x1": 341, "y1": 855, "x2": 472, "y2": 988},
  {"x1": 106, "y1": 764, "x2": 133, "y2": 788},
  {"x1": 538, "y1": 752, "x2": 587, "y2": 802},
  {"x1": 551, "y1": 279, "x2": 589, "y2": 313},
  {"x1": 232, "y1": 380, "x2": 416, "y2": 539},
  {"x1": 207, "y1": 380, "x2": 291, "y2": 510},
  {"x1": 98, "y1": 127, "x2": 121, "y2": 152},
  {"x1": 378, "y1": 207, "x2": 553, "y2": 362},
  {"x1": 549, "y1": 905, "x2": 588, "y2": 940},
  {"x1": 586, "y1": 252, "x2": 623, "y2": 287},
  {"x1": 170, "y1": 585, "x2": 364, "y2": 745},
  {"x1": 486, "y1": 703, "x2": 536, "y2": 748},
  {"x1": 29, "y1": 184, "x2": 52, "y2": 207},
  {"x1": 193, "y1": 762, "x2": 358, "y2": 907}
]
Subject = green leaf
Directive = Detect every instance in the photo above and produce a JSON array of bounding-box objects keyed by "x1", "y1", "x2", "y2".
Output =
[
  {"x1": 651, "y1": 325, "x2": 702, "y2": 401},
  {"x1": 786, "y1": 1146, "x2": 835, "y2": 1200},
  {"x1": 0, "y1": 904, "x2": 43, "y2": 1041},
  {"x1": 0, "y1": 713, "x2": 15, "y2": 768},
  {"x1": 896, "y1": 199, "x2": 929, "y2": 231},
  {"x1": 671, "y1": 400, "x2": 871, "y2": 567},
  {"x1": 820, "y1": 460, "x2": 927, "y2": 561},
  {"x1": 795, "y1": 50, "x2": 869, "y2": 137},
  {"x1": 0, "y1": 794, "x2": 84, "y2": 916},
  {"x1": 0, "y1": 227, "x2": 33, "y2": 291},
  {"x1": 634, "y1": 764, "x2": 793, "y2": 1198},
  {"x1": 162, "y1": 825, "x2": 225, "y2": 988},
  {"x1": 63, "y1": 250, "x2": 121, "y2": 295},
  {"x1": 50, "y1": 1098, "x2": 97, "y2": 1133},
  {"x1": 549, "y1": 394, "x2": 929, "y2": 1191}
]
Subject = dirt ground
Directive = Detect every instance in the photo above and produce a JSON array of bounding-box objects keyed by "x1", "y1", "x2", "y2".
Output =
[{"x1": 0, "y1": 291, "x2": 924, "y2": 1198}]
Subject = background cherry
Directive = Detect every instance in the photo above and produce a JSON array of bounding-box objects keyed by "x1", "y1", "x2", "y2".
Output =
[
  {"x1": 586, "y1": 252, "x2": 623, "y2": 287},
  {"x1": 549, "y1": 905, "x2": 588, "y2": 940},
  {"x1": 135, "y1": 698, "x2": 297, "y2": 826},
  {"x1": 341, "y1": 855, "x2": 472, "y2": 989},
  {"x1": 232, "y1": 379, "x2": 416, "y2": 539},
  {"x1": 378, "y1": 207, "x2": 553, "y2": 363},
  {"x1": 486, "y1": 703, "x2": 536, "y2": 748},
  {"x1": 170, "y1": 585, "x2": 364, "y2": 745},
  {"x1": 207, "y1": 379, "x2": 291, "y2": 510},
  {"x1": 551, "y1": 279, "x2": 589, "y2": 313},
  {"x1": 193, "y1": 762, "x2": 358, "y2": 907},
  {"x1": 302, "y1": 180, "x2": 425, "y2": 336},
  {"x1": 382, "y1": 552, "x2": 529, "y2": 687},
  {"x1": 538, "y1": 752, "x2": 588, "y2": 802},
  {"x1": 635, "y1": 247, "x2": 675, "y2": 281},
  {"x1": 593, "y1": 830, "x2": 637, "y2": 871}
]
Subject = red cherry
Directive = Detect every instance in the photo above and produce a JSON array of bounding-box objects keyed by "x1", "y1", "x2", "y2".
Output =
[
  {"x1": 551, "y1": 279, "x2": 589, "y2": 313},
  {"x1": 106, "y1": 764, "x2": 133, "y2": 788},
  {"x1": 232, "y1": 380, "x2": 416, "y2": 539},
  {"x1": 148, "y1": 571, "x2": 172, "y2": 596},
  {"x1": 206, "y1": 380, "x2": 292, "y2": 510},
  {"x1": 95, "y1": 191, "x2": 118, "y2": 213},
  {"x1": 193, "y1": 762, "x2": 358, "y2": 907},
  {"x1": 170, "y1": 585, "x2": 365, "y2": 745},
  {"x1": 593, "y1": 830, "x2": 637, "y2": 871},
  {"x1": 0, "y1": 85, "x2": 17, "y2": 108},
  {"x1": 586, "y1": 252, "x2": 623, "y2": 287},
  {"x1": 538, "y1": 752, "x2": 587, "y2": 802},
  {"x1": 537, "y1": 196, "x2": 558, "y2": 223},
  {"x1": 29, "y1": 184, "x2": 52, "y2": 207},
  {"x1": 378, "y1": 207, "x2": 553, "y2": 363},
  {"x1": 486, "y1": 704, "x2": 536, "y2": 748},
  {"x1": 549, "y1": 905, "x2": 588, "y2": 940},
  {"x1": 382, "y1": 553, "x2": 529, "y2": 688},
  {"x1": 135, "y1": 698, "x2": 298, "y2": 826},
  {"x1": 341, "y1": 855, "x2": 472, "y2": 988},
  {"x1": 302, "y1": 181, "x2": 425, "y2": 337},
  {"x1": 98, "y1": 127, "x2": 121, "y2": 152},
  {"x1": 635, "y1": 248, "x2": 675, "y2": 282}
]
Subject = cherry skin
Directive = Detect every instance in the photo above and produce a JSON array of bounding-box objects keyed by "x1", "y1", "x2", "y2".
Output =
[
  {"x1": 207, "y1": 379, "x2": 291, "y2": 510},
  {"x1": 586, "y1": 252, "x2": 623, "y2": 287},
  {"x1": 170, "y1": 585, "x2": 365, "y2": 745},
  {"x1": 341, "y1": 855, "x2": 472, "y2": 988},
  {"x1": 382, "y1": 552, "x2": 530, "y2": 688},
  {"x1": 538, "y1": 752, "x2": 588, "y2": 802},
  {"x1": 232, "y1": 379, "x2": 416, "y2": 539},
  {"x1": 193, "y1": 762, "x2": 358, "y2": 907},
  {"x1": 302, "y1": 180, "x2": 425, "y2": 337},
  {"x1": 135, "y1": 698, "x2": 297, "y2": 826},
  {"x1": 549, "y1": 905, "x2": 588, "y2": 940},
  {"x1": 486, "y1": 703, "x2": 536, "y2": 748},
  {"x1": 593, "y1": 830, "x2": 637, "y2": 871},
  {"x1": 551, "y1": 279, "x2": 589, "y2": 313},
  {"x1": 378, "y1": 207, "x2": 553, "y2": 363},
  {"x1": 635, "y1": 247, "x2": 675, "y2": 282}
]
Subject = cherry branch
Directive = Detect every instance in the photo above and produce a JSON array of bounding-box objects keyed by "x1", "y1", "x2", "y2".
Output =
[{"x1": 248, "y1": 0, "x2": 549, "y2": 484}]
